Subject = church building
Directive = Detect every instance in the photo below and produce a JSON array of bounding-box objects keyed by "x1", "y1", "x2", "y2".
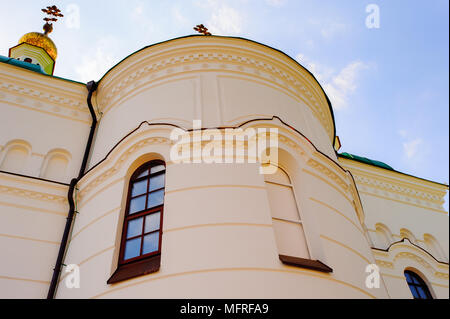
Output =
[{"x1": 0, "y1": 13, "x2": 448, "y2": 299}]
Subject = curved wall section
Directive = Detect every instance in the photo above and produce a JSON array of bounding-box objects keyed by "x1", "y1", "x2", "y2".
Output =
[
  {"x1": 90, "y1": 36, "x2": 336, "y2": 169},
  {"x1": 56, "y1": 120, "x2": 386, "y2": 299}
]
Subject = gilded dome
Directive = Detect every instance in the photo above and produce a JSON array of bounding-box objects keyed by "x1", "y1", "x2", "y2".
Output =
[{"x1": 18, "y1": 32, "x2": 57, "y2": 60}]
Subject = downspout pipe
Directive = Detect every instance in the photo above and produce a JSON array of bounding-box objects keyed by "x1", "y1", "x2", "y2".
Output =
[{"x1": 47, "y1": 80, "x2": 98, "y2": 299}]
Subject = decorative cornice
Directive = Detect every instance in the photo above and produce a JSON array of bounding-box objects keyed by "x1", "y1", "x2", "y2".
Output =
[
  {"x1": 0, "y1": 184, "x2": 66, "y2": 203},
  {"x1": 306, "y1": 158, "x2": 349, "y2": 192},
  {"x1": 96, "y1": 38, "x2": 334, "y2": 142},
  {"x1": 375, "y1": 259, "x2": 394, "y2": 269},
  {"x1": 393, "y1": 252, "x2": 448, "y2": 279},
  {"x1": 0, "y1": 68, "x2": 88, "y2": 122},
  {"x1": 339, "y1": 160, "x2": 447, "y2": 211},
  {"x1": 371, "y1": 241, "x2": 449, "y2": 281}
]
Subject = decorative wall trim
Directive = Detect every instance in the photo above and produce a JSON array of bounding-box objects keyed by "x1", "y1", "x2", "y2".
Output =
[
  {"x1": 96, "y1": 38, "x2": 334, "y2": 142},
  {"x1": 0, "y1": 70, "x2": 88, "y2": 122},
  {"x1": 0, "y1": 184, "x2": 66, "y2": 203},
  {"x1": 339, "y1": 159, "x2": 447, "y2": 212}
]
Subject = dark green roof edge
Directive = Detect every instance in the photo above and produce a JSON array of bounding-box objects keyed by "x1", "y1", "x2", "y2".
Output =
[
  {"x1": 339, "y1": 152, "x2": 394, "y2": 170},
  {"x1": 338, "y1": 153, "x2": 449, "y2": 187},
  {"x1": 95, "y1": 34, "x2": 337, "y2": 148},
  {"x1": 0, "y1": 54, "x2": 85, "y2": 85}
]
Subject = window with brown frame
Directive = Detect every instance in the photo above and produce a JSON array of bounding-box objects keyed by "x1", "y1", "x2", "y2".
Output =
[{"x1": 107, "y1": 160, "x2": 166, "y2": 284}]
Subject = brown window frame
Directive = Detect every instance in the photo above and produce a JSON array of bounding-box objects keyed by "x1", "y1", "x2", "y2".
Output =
[{"x1": 108, "y1": 160, "x2": 166, "y2": 284}]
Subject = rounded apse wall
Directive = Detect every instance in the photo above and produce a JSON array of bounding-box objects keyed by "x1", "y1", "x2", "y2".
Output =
[
  {"x1": 55, "y1": 36, "x2": 384, "y2": 298},
  {"x1": 89, "y1": 36, "x2": 336, "y2": 169}
]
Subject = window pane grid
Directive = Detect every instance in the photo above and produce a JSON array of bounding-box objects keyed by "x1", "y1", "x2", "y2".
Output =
[
  {"x1": 404, "y1": 271, "x2": 433, "y2": 299},
  {"x1": 127, "y1": 172, "x2": 165, "y2": 216},
  {"x1": 120, "y1": 161, "x2": 165, "y2": 265}
]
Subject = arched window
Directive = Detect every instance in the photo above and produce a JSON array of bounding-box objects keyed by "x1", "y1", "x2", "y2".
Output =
[
  {"x1": 264, "y1": 164, "x2": 310, "y2": 259},
  {"x1": 108, "y1": 160, "x2": 166, "y2": 284},
  {"x1": 404, "y1": 270, "x2": 433, "y2": 299},
  {"x1": 263, "y1": 163, "x2": 332, "y2": 272},
  {"x1": 0, "y1": 143, "x2": 30, "y2": 173}
]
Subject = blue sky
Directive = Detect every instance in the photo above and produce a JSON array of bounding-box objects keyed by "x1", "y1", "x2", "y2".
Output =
[{"x1": 1, "y1": 0, "x2": 448, "y2": 209}]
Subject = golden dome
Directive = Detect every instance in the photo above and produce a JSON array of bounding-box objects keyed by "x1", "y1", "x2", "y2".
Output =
[{"x1": 18, "y1": 32, "x2": 57, "y2": 60}]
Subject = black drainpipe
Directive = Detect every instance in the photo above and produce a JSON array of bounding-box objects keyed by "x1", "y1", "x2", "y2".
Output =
[{"x1": 47, "y1": 80, "x2": 98, "y2": 299}]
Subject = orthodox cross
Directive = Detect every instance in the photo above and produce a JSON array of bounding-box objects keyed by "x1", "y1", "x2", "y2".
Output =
[
  {"x1": 41, "y1": 5, "x2": 64, "y2": 35},
  {"x1": 193, "y1": 24, "x2": 211, "y2": 36}
]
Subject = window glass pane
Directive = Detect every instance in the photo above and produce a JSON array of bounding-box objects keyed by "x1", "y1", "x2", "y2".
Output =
[
  {"x1": 416, "y1": 287, "x2": 427, "y2": 299},
  {"x1": 147, "y1": 189, "x2": 164, "y2": 209},
  {"x1": 410, "y1": 286, "x2": 420, "y2": 299},
  {"x1": 150, "y1": 165, "x2": 165, "y2": 174},
  {"x1": 127, "y1": 217, "x2": 143, "y2": 238},
  {"x1": 145, "y1": 212, "x2": 161, "y2": 233},
  {"x1": 149, "y1": 174, "x2": 165, "y2": 191},
  {"x1": 129, "y1": 195, "x2": 146, "y2": 214},
  {"x1": 124, "y1": 237, "x2": 141, "y2": 260},
  {"x1": 136, "y1": 169, "x2": 149, "y2": 178},
  {"x1": 404, "y1": 272, "x2": 412, "y2": 283},
  {"x1": 142, "y1": 232, "x2": 159, "y2": 254},
  {"x1": 411, "y1": 275, "x2": 420, "y2": 285},
  {"x1": 131, "y1": 179, "x2": 147, "y2": 197}
]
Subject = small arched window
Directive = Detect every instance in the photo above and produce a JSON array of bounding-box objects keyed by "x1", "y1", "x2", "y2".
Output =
[
  {"x1": 24, "y1": 58, "x2": 32, "y2": 63},
  {"x1": 264, "y1": 164, "x2": 310, "y2": 259},
  {"x1": 108, "y1": 160, "x2": 166, "y2": 284},
  {"x1": 263, "y1": 163, "x2": 332, "y2": 273},
  {"x1": 404, "y1": 270, "x2": 433, "y2": 299}
]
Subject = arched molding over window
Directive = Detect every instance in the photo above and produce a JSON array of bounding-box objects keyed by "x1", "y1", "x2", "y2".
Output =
[
  {"x1": 404, "y1": 269, "x2": 434, "y2": 299},
  {"x1": 400, "y1": 228, "x2": 417, "y2": 245},
  {"x1": 108, "y1": 159, "x2": 166, "y2": 284},
  {"x1": 0, "y1": 139, "x2": 32, "y2": 173},
  {"x1": 372, "y1": 238, "x2": 448, "y2": 298},
  {"x1": 423, "y1": 233, "x2": 447, "y2": 263},
  {"x1": 40, "y1": 148, "x2": 71, "y2": 181},
  {"x1": 375, "y1": 223, "x2": 393, "y2": 249}
]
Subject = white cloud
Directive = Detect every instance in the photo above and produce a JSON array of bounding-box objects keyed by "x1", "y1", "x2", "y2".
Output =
[
  {"x1": 75, "y1": 36, "x2": 119, "y2": 82},
  {"x1": 196, "y1": 0, "x2": 243, "y2": 35},
  {"x1": 403, "y1": 138, "x2": 423, "y2": 159},
  {"x1": 266, "y1": 0, "x2": 287, "y2": 7},
  {"x1": 296, "y1": 54, "x2": 368, "y2": 110},
  {"x1": 208, "y1": 5, "x2": 243, "y2": 35},
  {"x1": 324, "y1": 61, "x2": 368, "y2": 110}
]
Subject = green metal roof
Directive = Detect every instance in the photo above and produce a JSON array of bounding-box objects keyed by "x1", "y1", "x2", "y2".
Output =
[
  {"x1": 0, "y1": 54, "x2": 84, "y2": 85},
  {"x1": 339, "y1": 152, "x2": 394, "y2": 171},
  {"x1": 0, "y1": 55, "x2": 46, "y2": 74}
]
